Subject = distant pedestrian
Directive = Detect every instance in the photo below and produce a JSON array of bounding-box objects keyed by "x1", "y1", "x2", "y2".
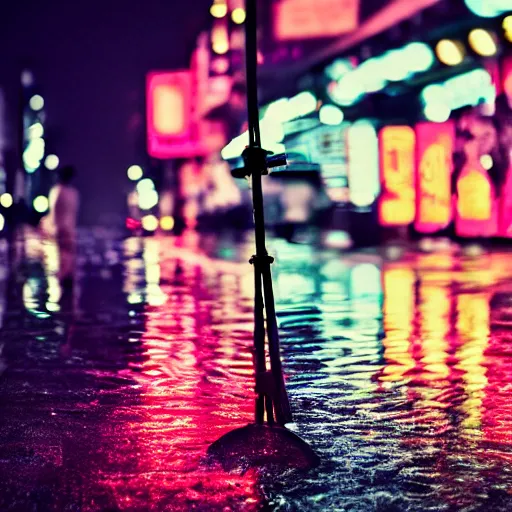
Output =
[{"x1": 41, "y1": 165, "x2": 80, "y2": 282}]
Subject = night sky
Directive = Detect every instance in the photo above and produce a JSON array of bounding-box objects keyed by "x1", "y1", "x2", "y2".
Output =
[{"x1": 0, "y1": 0, "x2": 211, "y2": 224}]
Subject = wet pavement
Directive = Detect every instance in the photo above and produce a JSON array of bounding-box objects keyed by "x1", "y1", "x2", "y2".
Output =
[{"x1": 2, "y1": 230, "x2": 512, "y2": 511}]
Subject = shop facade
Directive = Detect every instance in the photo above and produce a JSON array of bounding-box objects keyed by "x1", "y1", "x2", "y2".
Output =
[{"x1": 231, "y1": 1, "x2": 512, "y2": 245}]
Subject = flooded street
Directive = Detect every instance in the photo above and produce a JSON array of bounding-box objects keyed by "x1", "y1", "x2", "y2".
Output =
[{"x1": 2, "y1": 230, "x2": 512, "y2": 511}]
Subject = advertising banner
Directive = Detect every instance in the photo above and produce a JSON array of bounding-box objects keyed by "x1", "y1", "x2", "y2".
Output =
[
  {"x1": 415, "y1": 121, "x2": 454, "y2": 233},
  {"x1": 379, "y1": 126, "x2": 416, "y2": 226},
  {"x1": 347, "y1": 120, "x2": 380, "y2": 208},
  {"x1": 146, "y1": 71, "x2": 194, "y2": 158},
  {"x1": 453, "y1": 113, "x2": 499, "y2": 237}
]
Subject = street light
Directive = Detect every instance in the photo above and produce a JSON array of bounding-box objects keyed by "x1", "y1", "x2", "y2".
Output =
[
  {"x1": 232, "y1": 7, "x2": 246, "y2": 24},
  {"x1": 127, "y1": 164, "x2": 143, "y2": 181},
  {"x1": 29, "y1": 95, "x2": 44, "y2": 111},
  {"x1": 210, "y1": 1, "x2": 227, "y2": 18}
]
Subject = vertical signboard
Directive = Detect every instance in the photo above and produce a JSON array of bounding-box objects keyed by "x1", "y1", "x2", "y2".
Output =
[
  {"x1": 455, "y1": 166, "x2": 497, "y2": 237},
  {"x1": 378, "y1": 126, "x2": 416, "y2": 226},
  {"x1": 453, "y1": 114, "x2": 499, "y2": 237},
  {"x1": 415, "y1": 121, "x2": 455, "y2": 233},
  {"x1": 146, "y1": 71, "x2": 193, "y2": 158},
  {"x1": 347, "y1": 120, "x2": 380, "y2": 208}
]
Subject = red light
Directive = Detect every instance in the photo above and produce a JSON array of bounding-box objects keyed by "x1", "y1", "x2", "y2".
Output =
[
  {"x1": 379, "y1": 126, "x2": 416, "y2": 226},
  {"x1": 415, "y1": 122, "x2": 454, "y2": 233},
  {"x1": 126, "y1": 217, "x2": 141, "y2": 230}
]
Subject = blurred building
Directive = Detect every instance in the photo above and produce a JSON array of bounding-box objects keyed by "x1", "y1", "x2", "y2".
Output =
[
  {"x1": 0, "y1": 70, "x2": 63, "y2": 235},
  {"x1": 219, "y1": 0, "x2": 512, "y2": 245}
]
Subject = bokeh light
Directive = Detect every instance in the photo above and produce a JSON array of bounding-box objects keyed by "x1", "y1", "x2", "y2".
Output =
[
  {"x1": 328, "y1": 72, "x2": 363, "y2": 106},
  {"x1": 141, "y1": 214, "x2": 158, "y2": 231},
  {"x1": 480, "y1": 154, "x2": 493, "y2": 170},
  {"x1": 0, "y1": 193, "x2": 13, "y2": 208},
  {"x1": 424, "y1": 102, "x2": 451, "y2": 123},
  {"x1": 33, "y1": 195, "x2": 49, "y2": 213},
  {"x1": 28, "y1": 123, "x2": 44, "y2": 139},
  {"x1": 210, "y1": 2, "x2": 227, "y2": 18},
  {"x1": 403, "y1": 42, "x2": 435, "y2": 73},
  {"x1": 127, "y1": 164, "x2": 143, "y2": 181},
  {"x1": 319, "y1": 104, "x2": 344, "y2": 125},
  {"x1": 160, "y1": 216, "x2": 175, "y2": 231},
  {"x1": 382, "y1": 50, "x2": 411, "y2": 82},
  {"x1": 21, "y1": 70, "x2": 34, "y2": 87},
  {"x1": 325, "y1": 58, "x2": 354, "y2": 80},
  {"x1": 422, "y1": 84, "x2": 448, "y2": 104},
  {"x1": 29, "y1": 94, "x2": 44, "y2": 111},
  {"x1": 357, "y1": 58, "x2": 387, "y2": 92},
  {"x1": 468, "y1": 29, "x2": 498, "y2": 56},
  {"x1": 347, "y1": 120, "x2": 380, "y2": 207},
  {"x1": 287, "y1": 91, "x2": 317, "y2": 117},
  {"x1": 136, "y1": 178, "x2": 155, "y2": 193},
  {"x1": 212, "y1": 24, "x2": 229, "y2": 54},
  {"x1": 139, "y1": 190, "x2": 159, "y2": 210},
  {"x1": 137, "y1": 178, "x2": 159, "y2": 210},
  {"x1": 211, "y1": 57, "x2": 230, "y2": 74},
  {"x1": 23, "y1": 138, "x2": 45, "y2": 172},
  {"x1": 465, "y1": 0, "x2": 509, "y2": 18},
  {"x1": 44, "y1": 154, "x2": 59, "y2": 170},
  {"x1": 231, "y1": 7, "x2": 246, "y2": 24},
  {"x1": 436, "y1": 39, "x2": 465, "y2": 66},
  {"x1": 503, "y1": 15, "x2": 512, "y2": 41}
]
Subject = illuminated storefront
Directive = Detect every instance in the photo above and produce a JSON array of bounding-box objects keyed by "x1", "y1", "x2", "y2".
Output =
[
  {"x1": 217, "y1": 0, "x2": 512, "y2": 241},
  {"x1": 316, "y1": 3, "x2": 512, "y2": 240}
]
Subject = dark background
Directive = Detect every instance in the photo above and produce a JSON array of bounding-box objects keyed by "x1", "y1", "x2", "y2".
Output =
[{"x1": 0, "y1": 0, "x2": 211, "y2": 224}]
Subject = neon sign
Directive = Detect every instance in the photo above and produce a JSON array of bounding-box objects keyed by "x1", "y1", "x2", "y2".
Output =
[
  {"x1": 458, "y1": 171, "x2": 491, "y2": 221},
  {"x1": 273, "y1": 0, "x2": 359, "y2": 41},
  {"x1": 455, "y1": 166, "x2": 498, "y2": 237},
  {"x1": 347, "y1": 120, "x2": 380, "y2": 207},
  {"x1": 379, "y1": 126, "x2": 416, "y2": 226},
  {"x1": 415, "y1": 122, "x2": 454, "y2": 233},
  {"x1": 146, "y1": 71, "x2": 196, "y2": 158}
]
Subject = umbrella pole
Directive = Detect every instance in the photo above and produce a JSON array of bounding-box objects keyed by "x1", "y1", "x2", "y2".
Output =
[
  {"x1": 206, "y1": 0, "x2": 318, "y2": 470},
  {"x1": 244, "y1": 0, "x2": 291, "y2": 426}
]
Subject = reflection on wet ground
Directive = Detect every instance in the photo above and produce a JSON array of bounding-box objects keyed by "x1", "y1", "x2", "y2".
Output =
[{"x1": 2, "y1": 230, "x2": 512, "y2": 510}]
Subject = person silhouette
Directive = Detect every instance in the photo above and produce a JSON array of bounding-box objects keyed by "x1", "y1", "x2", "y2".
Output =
[{"x1": 43, "y1": 165, "x2": 80, "y2": 284}]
